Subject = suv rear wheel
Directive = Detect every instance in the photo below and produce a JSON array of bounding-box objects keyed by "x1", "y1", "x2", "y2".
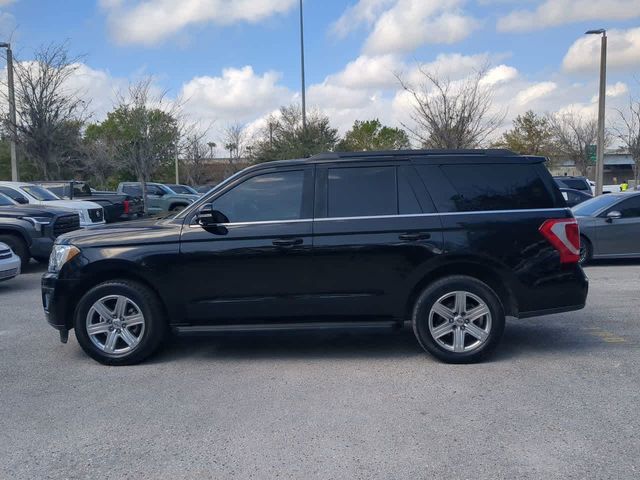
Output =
[
  {"x1": 73, "y1": 280, "x2": 167, "y2": 365},
  {"x1": 412, "y1": 275, "x2": 505, "y2": 363}
]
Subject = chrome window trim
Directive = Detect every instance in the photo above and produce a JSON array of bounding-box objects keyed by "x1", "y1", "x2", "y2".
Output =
[{"x1": 189, "y1": 208, "x2": 570, "y2": 228}]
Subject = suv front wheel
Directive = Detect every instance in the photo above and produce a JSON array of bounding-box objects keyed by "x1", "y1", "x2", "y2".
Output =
[
  {"x1": 412, "y1": 275, "x2": 505, "y2": 363},
  {"x1": 74, "y1": 280, "x2": 167, "y2": 365}
]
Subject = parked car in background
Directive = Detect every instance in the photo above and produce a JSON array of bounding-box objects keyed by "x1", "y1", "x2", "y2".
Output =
[
  {"x1": 196, "y1": 184, "x2": 216, "y2": 194},
  {"x1": 166, "y1": 184, "x2": 200, "y2": 195},
  {"x1": 553, "y1": 176, "x2": 592, "y2": 193},
  {"x1": 0, "y1": 241, "x2": 21, "y2": 282},
  {"x1": 43, "y1": 149, "x2": 587, "y2": 366},
  {"x1": 117, "y1": 182, "x2": 199, "y2": 214},
  {"x1": 36, "y1": 181, "x2": 144, "y2": 223},
  {"x1": 0, "y1": 192, "x2": 81, "y2": 267},
  {"x1": 559, "y1": 188, "x2": 592, "y2": 207},
  {"x1": 0, "y1": 182, "x2": 105, "y2": 227},
  {"x1": 573, "y1": 192, "x2": 640, "y2": 263}
]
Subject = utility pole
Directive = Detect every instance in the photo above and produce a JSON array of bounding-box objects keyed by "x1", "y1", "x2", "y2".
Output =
[
  {"x1": 0, "y1": 42, "x2": 18, "y2": 181},
  {"x1": 299, "y1": 0, "x2": 307, "y2": 130},
  {"x1": 586, "y1": 29, "x2": 607, "y2": 196}
]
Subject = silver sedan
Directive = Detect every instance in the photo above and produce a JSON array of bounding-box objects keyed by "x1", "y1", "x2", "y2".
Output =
[{"x1": 573, "y1": 192, "x2": 640, "y2": 263}]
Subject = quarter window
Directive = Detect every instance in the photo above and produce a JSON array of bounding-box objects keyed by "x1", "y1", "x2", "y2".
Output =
[
  {"x1": 212, "y1": 170, "x2": 305, "y2": 223},
  {"x1": 327, "y1": 166, "x2": 397, "y2": 217},
  {"x1": 438, "y1": 164, "x2": 554, "y2": 212}
]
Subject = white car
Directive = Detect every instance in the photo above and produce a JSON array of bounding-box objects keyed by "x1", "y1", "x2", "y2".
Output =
[
  {"x1": 0, "y1": 182, "x2": 105, "y2": 227},
  {"x1": 0, "y1": 241, "x2": 21, "y2": 282}
]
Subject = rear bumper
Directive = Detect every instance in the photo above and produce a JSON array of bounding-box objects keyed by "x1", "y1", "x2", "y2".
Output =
[
  {"x1": 42, "y1": 272, "x2": 77, "y2": 330},
  {"x1": 0, "y1": 255, "x2": 21, "y2": 281},
  {"x1": 517, "y1": 266, "x2": 589, "y2": 318}
]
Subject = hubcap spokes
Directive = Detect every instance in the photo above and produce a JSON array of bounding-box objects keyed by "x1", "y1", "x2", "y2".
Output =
[
  {"x1": 428, "y1": 291, "x2": 492, "y2": 353},
  {"x1": 86, "y1": 295, "x2": 145, "y2": 355}
]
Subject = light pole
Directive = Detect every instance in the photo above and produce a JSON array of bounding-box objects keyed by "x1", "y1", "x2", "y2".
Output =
[
  {"x1": 299, "y1": 0, "x2": 307, "y2": 130},
  {"x1": 586, "y1": 29, "x2": 607, "y2": 196},
  {"x1": 0, "y1": 42, "x2": 17, "y2": 181}
]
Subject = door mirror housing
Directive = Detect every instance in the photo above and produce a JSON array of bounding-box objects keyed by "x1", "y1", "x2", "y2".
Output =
[
  {"x1": 606, "y1": 210, "x2": 622, "y2": 223},
  {"x1": 196, "y1": 203, "x2": 229, "y2": 226}
]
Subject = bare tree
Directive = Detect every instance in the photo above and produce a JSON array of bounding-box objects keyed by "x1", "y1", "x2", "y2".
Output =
[
  {"x1": 613, "y1": 94, "x2": 640, "y2": 187},
  {"x1": 1, "y1": 42, "x2": 89, "y2": 179},
  {"x1": 547, "y1": 112, "x2": 599, "y2": 176},
  {"x1": 181, "y1": 132, "x2": 210, "y2": 186},
  {"x1": 397, "y1": 65, "x2": 505, "y2": 148},
  {"x1": 222, "y1": 123, "x2": 249, "y2": 174}
]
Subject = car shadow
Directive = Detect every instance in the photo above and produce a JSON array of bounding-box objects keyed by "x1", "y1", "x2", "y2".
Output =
[
  {"x1": 150, "y1": 319, "x2": 605, "y2": 365},
  {"x1": 585, "y1": 258, "x2": 640, "y2": 267}
]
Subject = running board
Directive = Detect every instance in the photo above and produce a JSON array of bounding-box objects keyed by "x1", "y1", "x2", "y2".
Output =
[{"x1": 173, "y1": 321, "x2": 399, "y2": 334}]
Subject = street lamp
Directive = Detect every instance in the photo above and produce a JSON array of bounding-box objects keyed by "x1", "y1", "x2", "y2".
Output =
[
  {"x1": 586, "y1": 29, "x2": 607, "y2": 196},
  {"x1": 0, "y1": 42, "x2": 17, "y2": 181},
  {"x1": 299, "y1": 0, "x2": 306, "y2": 130}
]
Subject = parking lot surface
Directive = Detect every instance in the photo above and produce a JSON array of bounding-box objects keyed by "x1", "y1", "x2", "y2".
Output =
[{"x1": 1, "y1": 263, "x2": 639, "y2": 479}]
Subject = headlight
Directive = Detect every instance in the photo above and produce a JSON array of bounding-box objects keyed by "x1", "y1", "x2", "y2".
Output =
[
  {"x1": 76, "y1": 210, "x2": 88, "y2": 222},
  {"x1": 48, "y1": 245, "x2": 80, "y2": 273},
  {"x1": 21, "y1": 216, "x2": 52, "y2": 231}
]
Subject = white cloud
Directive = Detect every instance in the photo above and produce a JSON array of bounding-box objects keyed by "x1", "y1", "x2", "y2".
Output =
[
  {"x1": 180, "y1": 66, "x2": 294, "y2": 126},
  {"x1": 326, "y1": 54, "x2": 402, "y2": 89},
  {"x1": 563, "y1": 27, "x2": 640, "y2": 72},
  {"x1": 498, "y1": 0, "x2": 640, "y2": 32},
  {"x1": 101, "y1": 0, "x2": 297, "y2": 46},
  {"x1": 515, "y1": 82, "x2": 557, "y2": 106},
  {"x1": 0, "y1": 0, "x2": 16, "y2": 5},
  {"x1": 334, "y1": 0, "x2": 479, "y2": 54},
  {"x1": 590, "y1": 81, "x2": 628, "y2": 102},
  {"x1": 479, "y1": 65, "x2": 519, "y2": 86}
]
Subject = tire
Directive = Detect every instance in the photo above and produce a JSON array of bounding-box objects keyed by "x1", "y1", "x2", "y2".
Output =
[
  {"x1": 73, "y1": 280, "x2": 167, "y2": 366},
  {"x1": 412, "y1": 275, "x2": 505, "y2": 364},
  {"x1": 0, "y1": 234, "x2": 30, "y2": 268},
  {"x1": 579, "y1": 235, "x2": 592, "y2": 265}
]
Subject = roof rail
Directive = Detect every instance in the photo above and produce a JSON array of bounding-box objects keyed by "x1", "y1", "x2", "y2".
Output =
[{"x1": 309, "y1": 149, "x2": 517, "y2": 161}]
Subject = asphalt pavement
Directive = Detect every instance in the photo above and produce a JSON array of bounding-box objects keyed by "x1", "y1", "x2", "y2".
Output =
[{"x1": 1, "y1": 262, "x2": 639, "y2": 479}]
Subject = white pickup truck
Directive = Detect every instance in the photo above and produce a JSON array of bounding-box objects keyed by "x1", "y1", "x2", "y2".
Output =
[{"x1": 0, "y1": 182, "x2": 106, "y2": 227}]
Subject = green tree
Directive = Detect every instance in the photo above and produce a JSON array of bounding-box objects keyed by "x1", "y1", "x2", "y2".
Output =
[
  {"x1": 252, "y1": 104, "x2": 338, "y2": 162},
  {"x1": 337, "y1": 119, "x2": 411, "y2": 151},
  {"x1": 498, "y1": 111, "x2": 553, "y2": 156},
  {"x1": 86, "y1": 79, "x2": 179, "y2": 210}
]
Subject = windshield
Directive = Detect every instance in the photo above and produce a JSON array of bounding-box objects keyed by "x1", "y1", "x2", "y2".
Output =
[
  {"x1": 21, "y1": 185, "x2": 61, "y2": 201},
  {"x1": 0, "y1": 192, "x2": 16, "y2": 206},
  {"x1": 572, "y1": 195, "x2": 621, "y2": 216}
]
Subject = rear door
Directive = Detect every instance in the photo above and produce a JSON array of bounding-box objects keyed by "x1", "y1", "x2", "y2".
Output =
[
  {"x1": 597, "y1": 196, "x2": 640, "y2": 256},
  {"x1": 312, "y1": 161, "x2": 444, "y2": 320}
]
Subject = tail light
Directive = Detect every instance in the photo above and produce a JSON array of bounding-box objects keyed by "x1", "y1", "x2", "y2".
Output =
[
  {"x1": 539, "y1": 218, "x2": 580, "y2": 264},
  {"x1": 123, "y1": 200, "x2": 130, "y2": 214}
]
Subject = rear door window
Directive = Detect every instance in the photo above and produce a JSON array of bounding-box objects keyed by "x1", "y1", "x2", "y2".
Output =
[
  {"x1": 430, "y1": 164, "x2": 555, "y2": 212},
  {"x1": 615, "y1": 196, "x2": 640, "y2": 218},
  {"x1": 327, "y1": 166, "x2": 397, "y2": 217}
]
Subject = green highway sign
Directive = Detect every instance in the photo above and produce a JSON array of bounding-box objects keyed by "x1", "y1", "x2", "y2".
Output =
[{"x1": 587, "y1": 144, "x2": 597, "y2": 164}]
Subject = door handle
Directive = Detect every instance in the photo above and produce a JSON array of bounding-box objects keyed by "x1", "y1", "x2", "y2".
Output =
[
  {"x1": 399, "y1": 232, "x2": 431, "y2": 241},
  {"x1": 272, "y1": 238, "x2": 304, "y2": 247}
]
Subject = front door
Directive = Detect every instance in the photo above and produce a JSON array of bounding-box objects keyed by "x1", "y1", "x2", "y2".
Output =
[
  {"x1": 598, "y1": 196, "x2": 640, "y2": 256},
  {"x1": 178, "y1": 166, "x2": 315, "y2": 324}
]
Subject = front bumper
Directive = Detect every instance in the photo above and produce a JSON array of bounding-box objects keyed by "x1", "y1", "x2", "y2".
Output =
[{"x1": 42, "y1": 272, "x2": 77, "y2": 330}]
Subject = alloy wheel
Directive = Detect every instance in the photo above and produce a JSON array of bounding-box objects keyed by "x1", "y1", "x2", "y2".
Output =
[
  {"x1": 86, "y1": 295, "x2": 146, "y2": 356},
  {"x1": 428, "y1": 291, "x2": 492, "y2": 353}
]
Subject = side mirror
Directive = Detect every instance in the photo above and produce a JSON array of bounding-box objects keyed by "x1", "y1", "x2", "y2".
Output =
[
  {"x1": 196, "y1": 203, "x2": 229, "y2": 227},
  {"x1": 606, "y1": 210, "x2": 622, "y2": 223}
]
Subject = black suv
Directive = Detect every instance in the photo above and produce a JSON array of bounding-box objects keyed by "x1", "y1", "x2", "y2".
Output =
[
  {"x1": 0, "y1": 192, "x2": 81, "y2": 267},
  {"x1": 42, "y1": 150, "x2": 588, "y2": 365}
]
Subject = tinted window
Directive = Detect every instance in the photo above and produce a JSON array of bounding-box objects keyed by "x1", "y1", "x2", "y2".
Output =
[
  {"x1": 439, "y1": 164, "x2": 554, "y2": 212},
  {"x1": 573, "y1": 195, "x2": 621, "y2": 216},
  {"x1": 328, "y1": 166, "x2": 396, "y2": 217},
  {"x1": 212, "y1": 171, "x2": 304, "y2": 222},
  {"x1": 398, "y1": 167, "x2": 422, "y2": 214},
  {"x1": 147, "y1": 185, "x2": 165, "y2": 195},
  {"x1": 556, "y1": 178, "x2": 589, "y2": 191},
  {"x1": 615, "y1": 196, "x2": 640, "y2": 218},
  {"x1": 0, "y1": 186, "x2": 28, "y2": 203},
  {"x1": 122, "y1": 185, "x2": 142, "y2": 196},
  {"x1": 21, "y1": 185, "x2": 60, "y2": 201}
]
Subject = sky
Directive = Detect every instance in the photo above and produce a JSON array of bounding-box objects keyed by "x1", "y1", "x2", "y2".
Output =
[{"x1": 0, "y1": 0, "x2": 639, "y2": 146}]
